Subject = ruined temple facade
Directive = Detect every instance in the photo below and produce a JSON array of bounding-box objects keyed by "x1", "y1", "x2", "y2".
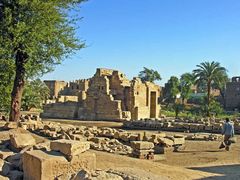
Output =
[
  {"x1": 225, "y1": 76, "x2": 240, "y2": 111},
  {"x1": 42, "y1": 68, "x2": 161, "y2": 120}
]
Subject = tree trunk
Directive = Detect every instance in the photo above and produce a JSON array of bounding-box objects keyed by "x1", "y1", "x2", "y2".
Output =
[
  {"x1": 207, "y1": 81, "x2": 211, "y2": 117},
  {"x1": 9, "y1": 50, "x2": 27, "y2": 121},
  {"x1": 182, "y1": 97, "x2": 185, "y2": 105},
  {"x1": 220, "y1": 89, "x2": 226, "y2": 109}
]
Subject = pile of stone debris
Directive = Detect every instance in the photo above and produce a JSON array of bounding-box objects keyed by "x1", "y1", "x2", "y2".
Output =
[
  {"x1": 0, "y1": 131, "x2": 94, "y2": 179},
  {"x1": 123, "y1": 118, "x2": 240, "y2": 134},
  {"x1": 90, "y1": 137, "x2": 132, "y2": 155},
  {"x1": 3, "y1": 117, "x2": 186, "y2": 157},
  {"x1": 185, "y1": 133, "x2": 222, "y2": 141},
  {"x1": 1, "y1": 115, "x2": 187, "y2": 164},
  {"x1": 0, "y1": 129, "x2": 152, "y2": 180}
]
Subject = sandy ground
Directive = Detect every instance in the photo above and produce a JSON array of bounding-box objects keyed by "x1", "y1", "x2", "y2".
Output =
[{"x1": 1, "y1": 119, "x2": 240, "y2": 180}]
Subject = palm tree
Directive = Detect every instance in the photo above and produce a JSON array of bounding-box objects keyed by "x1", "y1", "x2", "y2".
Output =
[
  {"x1": 212, "y1": 72, "x2": 229, "y2": 108},
  {"x1": 180, "y1": 73, "x2": 194, "y2": 105},
  {"x1": 193, "y1": 61, "x2": 227, "y2": 116},
  {"x1": 138, "y1": 67, "x2": 161, "y2": 83}
]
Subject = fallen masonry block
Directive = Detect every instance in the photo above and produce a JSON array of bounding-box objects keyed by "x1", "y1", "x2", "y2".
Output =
[
  {"x1": 131, "y1": 141, "x2": 154, "y2": 150},
  {"x1": 0, "y1": 159, "x2": 4, "y2": 172},
  {"x1": 129, "y1": 134, "x2": 138, "y2": 141},
  {"x1": 156, "y1": 137, "x2": 173, "y2": 147},
  {"x1": 10, "y1": 133, "x2": 36, "y2": 150},
  {"x1": 69, "y1": 134, "x2": 87, "y2": 141},
  {"x1": 119, "y1": 133, "x2": 130, "y2": 142},
  {"x1": 4, "y1": 122, "x2": 19, "y2": 129},
  {"x1": 90, "y1": 137, "x2": 108, "y2": 144},
  {"x1": 173, "y1": 137, "x2": 185, "y2": 145},
  {"x1": 0, "y1": 149, "x2": 15, "y2": 160},
  {"x1": 33, "y1": 141, "x2": 51, "y2": 151},
  {"x1": 50, "y1": 139, "x2": 90, "y2": 158},
  {"x1": 173, "y1": 134, "x2": 185, "y2": 138},
  {"x1": 131, "y1": 141, "x2": 154, "y2": 160},
  {"x1": 23, "y1": 150, "x2": 96, "y2": 180}
]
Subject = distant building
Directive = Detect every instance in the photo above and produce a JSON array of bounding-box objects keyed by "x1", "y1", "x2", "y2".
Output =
[
  {"x1": 225, "y1": 76, "x2": 240, "y2": 111},
  {"x1": 41, "y1": 68, "x2": 161, "y2": 120}
]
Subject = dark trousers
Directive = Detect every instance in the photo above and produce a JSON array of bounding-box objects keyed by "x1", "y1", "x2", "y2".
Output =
[{"x1": 224, "y1": 135, "x2": 232, "y2": 147}]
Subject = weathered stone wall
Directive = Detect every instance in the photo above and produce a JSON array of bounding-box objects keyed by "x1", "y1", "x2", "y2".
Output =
[
  {"x1": 225, "y1": 76, "x2": 240, "y2": 110},
  {"x1": 57, "y1": 95, "x2": 79, "y2": 102},
  {"x1": 42, "y1": 68, "x2": 161, "y2": 120},
  {"x1": 44, "y1": 80, "x2": 67, "y2": 99},
  {"x1": 131, "y1": 79, "x2": 161, "y2": 120},
  {"x1": 82, "y1": 74, "x2": 124, "y2": 120},
  {"x1": 42, "y1": 102, "x2": 80, "y2": 119},
  {"x1": 61, "y1": 79, "x2": 90, "y2": 96}
]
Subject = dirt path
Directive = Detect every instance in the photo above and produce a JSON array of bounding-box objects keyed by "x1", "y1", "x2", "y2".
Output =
[{"x1": 92, "y1": 150, "x2": 221, "y2": 180}]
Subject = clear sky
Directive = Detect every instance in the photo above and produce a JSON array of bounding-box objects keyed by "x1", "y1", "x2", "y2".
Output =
[{"x1": 41, "y1": 0, "x2": 240, "y2": 86}]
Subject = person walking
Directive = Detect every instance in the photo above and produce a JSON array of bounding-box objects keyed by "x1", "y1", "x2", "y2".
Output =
[{"x1": 219, "y1": 118, "x2": 234, "y2": 151}]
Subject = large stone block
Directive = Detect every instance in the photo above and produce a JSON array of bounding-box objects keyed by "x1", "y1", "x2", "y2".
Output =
[
  {"x1": 23, "y1": 150, "x2": 96, "y2": 180},
  {"x1": 10, "y1": 133, "x2": 36, "y2": 149},
  {"x1": 131, "y1": 141, "x2": 154, "y2": 150},
  {"x1": 4, "y1": 122, "x2": 19, "y2": 129},
  {"x1": 50, "y1": 140, "x2": 90, "y2": 157},
  {"x1": 173, "y1": 137, "x2": 185, "y2": 145}
]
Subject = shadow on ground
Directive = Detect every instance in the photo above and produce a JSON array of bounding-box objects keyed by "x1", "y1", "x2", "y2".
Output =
[
  {"x1": 189, "y1": 164, "x2": 240, "y2": 180},
  {"x1": 177, "y1": 150, "x2": 223, "y2": 153}
]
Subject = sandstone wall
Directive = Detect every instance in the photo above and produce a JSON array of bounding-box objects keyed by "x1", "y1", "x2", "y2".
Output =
[
  {"x1": 225, "y1": 80, "x2": 240, "y2": 110},
  {"x1": 44, "y1": 80, "x2": 67, "y2": 99},
  {"x1": 43, "y1": 68, "x2": 161, "y2": 121},
  {"x1": 57, "y1": 95, "x2": 79, "y2": 102},
  {"x1": 41, "y1": 102, "x2": 79, "y2": 119}
]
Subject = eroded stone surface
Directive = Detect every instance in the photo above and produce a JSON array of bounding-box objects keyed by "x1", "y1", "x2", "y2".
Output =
[
  {"x1": 42, "y1": 68, "x2": 161, "y2": 121},
  {"x1": 23, "y1": 150, "x2": 96, "y2": 180},
  {"x1": 50, "y1": 139, "x2": 90, "y2": 157},
  {"x1": 131, "y1": 141, "x2": 154, "y2": 150},
  {"x1": 10, "y1": 133, "x2": 36, "y2": 149}
]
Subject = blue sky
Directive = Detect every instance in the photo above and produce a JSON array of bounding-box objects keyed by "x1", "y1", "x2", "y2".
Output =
[{"x1": 42, "y1": 0, "x2": 240, "y2": 86}]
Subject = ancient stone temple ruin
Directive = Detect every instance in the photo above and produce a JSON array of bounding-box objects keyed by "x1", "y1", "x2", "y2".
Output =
[
  {"x1": 225, "y1": 76, "x2": 240, "y2": 111},
  {"x1": 41, "y1": 68, "x2": 161, "y2": 120}
]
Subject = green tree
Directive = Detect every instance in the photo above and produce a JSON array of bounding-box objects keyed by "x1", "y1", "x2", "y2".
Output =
[
  {"x1": 212, "y1": 72, "x2": 229, "y2": 108},
  {"x1": 208, "y1": 100, "x2": 223, "y2": 116},
  {"x1": 0, "y1": 0, "x2": 85, "y2": 121},
  {"x1": 173, "y1": 103, "x2": 183, "y2": 118},
  {"x1": 0, "y1": 60, "x2": 14, "y2": 112},
  {"x1": 180, "y1": 73, "x2": 194, "y2": 105},
  {"x1": 22, "y1": 79, "x2": 50, "y2": 111},
  {"x1": 193, "y1": 61, "x2": 227, "y2": 116},
  {"x1": 138, "y1": 67, "x2": 161, "y2": 83},
  {"x1": 164, "y1": 76, "x2": 180, "y2": 103}
]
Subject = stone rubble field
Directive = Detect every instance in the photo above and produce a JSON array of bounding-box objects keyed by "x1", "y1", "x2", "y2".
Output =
[
  {"x1": 0, "y1": 114, "x2": 239, "y2": 180},
  {"x1": 0, "y1": 114, "x2": 186, "y2": 180}
]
